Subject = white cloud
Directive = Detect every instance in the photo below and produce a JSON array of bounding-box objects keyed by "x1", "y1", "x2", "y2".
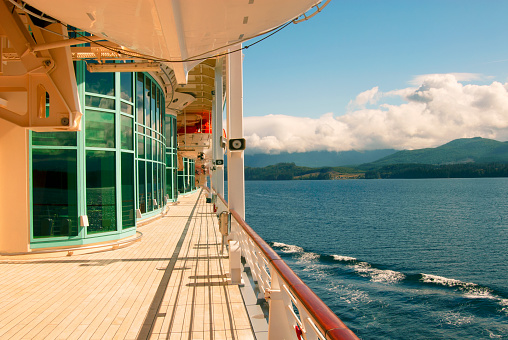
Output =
[
  {"x1": 409, "y1": 73, "x2": 485, "y2": 85},
  {"x1": 244, "y1": 74, "x2": 508, "y2": 154},
  {"x1": 348, "y1": 86, "x2": 381, "y2": 109}
]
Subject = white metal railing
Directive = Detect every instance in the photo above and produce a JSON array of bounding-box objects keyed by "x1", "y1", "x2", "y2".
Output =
[{"x1": 211, "y1": 190, "x2": 358, "y2": 340}]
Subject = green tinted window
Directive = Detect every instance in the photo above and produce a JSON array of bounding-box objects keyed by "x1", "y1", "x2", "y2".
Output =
[
  {"x1": 165, "y1": 116, "x2": 172, "y2": 145},
  {"x1": 121, "y1": 102, "x2": 133, "y2": 115},
  {"x1": 147, "y1": 162, "x2": 153, "y2": 211},
  {"x1": 86, "y1": 150, "x2": 116, "y2": 234},
  {"x1": 138, "y1": 160, "x2": 146, "y2": 213},
  {"x1": 32, "y1": 149, "x2": 78, "y2": 238},
  {"x1": 85, "y1": 110, "x2": 115, "y2": 148},
  {"x1": 166, "y1": 169, "x2": 172, "y2": 199},
  {"x1": 121, "y1": 116, "x2": 133, "y2": 150},
  {"x1": 146, "y1": 137, "x2": 152, "y2": 160},
  {"x1": 145, "y1": 77, "x2": 151, "y2": 128},
  {"x1": 137, "y1": 134, "x2": 145, "y2": 158},
  {"x1": 153, "y1": 163, "x2": 159, "y2": 208},
  {"x1": 121, "y1": 152, "x2": 135, "y2": 229},
  {"x1": 85, "y1": 66, "x2": 115, "y2": 96},
  {"x1": 120, "y1": 72, "x2": 133, "y2": 102},
  {"x1": 152, "y1": 82, "x2": 157, "y2": 131},
  {"x1": 32, "y1": 131, "x2": 77, "y2": 147},
  {"x1": 85, "y1": 95, "x2": 115, "y2": 110},
  {"x1": 136, "y1": 73, "x2": 144, "y2": 124}
]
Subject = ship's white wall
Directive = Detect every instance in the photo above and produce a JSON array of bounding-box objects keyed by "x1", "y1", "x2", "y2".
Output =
[{"x1": 0, "y1": 119, "x2": 30, "y2": 253}]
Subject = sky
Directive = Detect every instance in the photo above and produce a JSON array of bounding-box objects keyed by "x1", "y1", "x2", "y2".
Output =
[{"x1": 240, "y1": 0, "x2": 508, "y2": 154}]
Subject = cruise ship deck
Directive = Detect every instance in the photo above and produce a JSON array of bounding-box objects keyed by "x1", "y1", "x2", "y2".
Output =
[{"x1": 0, "y1": 190, "x2": 255, "y2": 340}]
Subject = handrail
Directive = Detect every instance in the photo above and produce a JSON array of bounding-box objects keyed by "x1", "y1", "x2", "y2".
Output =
[{"x1": 212, "y1": 188, "x2": 358, "y2": 340}]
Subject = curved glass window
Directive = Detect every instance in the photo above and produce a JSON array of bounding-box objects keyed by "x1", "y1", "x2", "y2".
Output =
[
  {"x1": 32, "y1": 149, "x2": 78, "y2": 238},
  {"x1": 86, "y1": 150, "x2": 116, "y2": 234},
  {"x1": 30, "y1": 64, "x2": 171, "y2": 247},
  {"x1": 121, "y1": 152, "x2": 135, "y2": 229},
  {"x1": 85, "y1": 110, "x2": 115, "y2": 148},
  {"x1": 165, "y1": 116, "x2": 178, "y2": 200},
  {"x1": 177, "y1": 157, "x2": 196, "y2": 194},
  {"x1": 85, "y1": 63, "x2": 115, "y2": 96},
  {"x1": 135, "y1": 73, "x2": 166, "y2": 216}
]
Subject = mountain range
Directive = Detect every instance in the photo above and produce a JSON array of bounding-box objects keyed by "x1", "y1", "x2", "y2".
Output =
[
  {"x1": 245, "y1": 137, "x2": 508, "y2": 169},
  {"x1": 245, "y1": 149, "x2": 398, "y2": 167},
  {"x1": 361, "y1": 137, "x2": 508, "y2": 169}
]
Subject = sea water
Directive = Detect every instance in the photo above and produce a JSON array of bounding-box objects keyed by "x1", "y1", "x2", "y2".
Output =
[{"x1": 244, "y1": 178, "x2": 508, "y2": 339}]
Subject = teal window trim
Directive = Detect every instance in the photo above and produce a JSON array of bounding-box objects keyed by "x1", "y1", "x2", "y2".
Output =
[
  {"x1": 120, "y1": 112, "x2": 135, "y2": 119},
  {"x1": 115, "y1": 72, "x2": 122, "y2": 233},
  {"x1": 29, "y1": 134, "x2": 83, "y2": 243},
  {"x1": 84, "y1": 92, "x2": 116, "y2": 100},
  {"x1": 30, "y1": 63, "x2": 172, "y2": 246},
  {"x1": 31, "y1": 145, "x2": 77, "y2": 150},
  {"x1": 30, "y1": 227, "x2": 137, "y2": 249},
  {"x1": 83, "y1": 105, "x2": 116, "y2": 113},
  {"x1": 120, "y1": 99, "x2": 134, "y2": 106}
]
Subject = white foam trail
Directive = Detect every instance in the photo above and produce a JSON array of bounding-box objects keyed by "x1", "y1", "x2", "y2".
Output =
[
  {"x1": 332, "y1": 255, "x2": 357, "y2": 262},
  {"x1": 272, "y1": 242, "x2": 303, "y2": 253},
  {"x1": 351, "y1": 262, "x2": 405, "y2": 283},
  {"x1": 328, "y1": 283, "x2": 373, "y2": 305},
  {"x1": 440, "y1": 311, "x2": 473, "y2": 326},
  {"x1": 298, "y1": 252, "x2": 320, "y2": 262},
  {"x1": 421, "y1": 274, "x2": 473, "y2": 287},
  {"x1": 500, "y1": 299, "x2": 508, "y2": 315},
  {"x1": 420, "y1": 273, "x2": 504, "y2": 305}
]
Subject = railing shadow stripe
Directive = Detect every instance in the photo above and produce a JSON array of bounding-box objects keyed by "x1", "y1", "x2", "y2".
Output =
[{"x1": 136, "y1": 189, "x2": 202, "y2": 340}]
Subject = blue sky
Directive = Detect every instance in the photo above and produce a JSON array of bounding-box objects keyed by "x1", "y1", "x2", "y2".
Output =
[
  {"x1": 243, "y1": 0, "x2": 508, "y2": 118},
  {"x1": 240, "y1": 0, "x2": 508, "y2": 153}
]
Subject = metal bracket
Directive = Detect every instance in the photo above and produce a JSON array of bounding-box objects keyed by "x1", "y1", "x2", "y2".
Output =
[
  {"x1": 264, "y1": 288, "x2": 282, "y2": 301},
  {"x1": 0, "y1": 1, "x2": 82, "y2": 130}
]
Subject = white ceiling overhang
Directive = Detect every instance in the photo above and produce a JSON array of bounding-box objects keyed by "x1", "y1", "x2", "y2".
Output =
[{"x1": 24, "y1": 0, "x2": 322, "y2": 84}]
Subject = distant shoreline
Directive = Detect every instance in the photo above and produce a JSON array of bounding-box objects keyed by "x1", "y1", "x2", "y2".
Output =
[{"x1": 240, "y1": 162, "x2": 508, "y2": 181}]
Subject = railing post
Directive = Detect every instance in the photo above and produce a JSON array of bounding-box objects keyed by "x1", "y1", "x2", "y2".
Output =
[
  {"x1": 226, "y1": 45, "x2": 244, "y2": 284},
  {"x1": 267, "y1": 268, "x2": 295, "y2": 340},
  {"x1": 226, "y1": 45, "x2": 245, "y2": 219},
  {"x1": 212, "y1": 58, "x2": 224, "y2": 196}
]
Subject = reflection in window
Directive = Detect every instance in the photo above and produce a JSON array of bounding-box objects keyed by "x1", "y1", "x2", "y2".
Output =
[
  {"x1": 85, "y1": 110, "x2": 115, "y2": 148},
  {"x1": 165, "y1": 116, "x2": 172, "y2": 144},
  {"x1": 32, "y1": 131, "x2": 77, "y2": 146},
  {"x1": 178, "y1": 170, "x2": 184, "y2": 193},
  {"x1": 138, "y1": 134, "x2": 145, "y2": 158},
  {"x1": 121, "y1": 102, "x2": 133, "y2": 115},
  {"x1": 147, "y1": 137, "x2": 152, "y2": 160},
  {"x1": 32, "y1": 149, "x2": 78, "y2": 238},
  {"x1": 136, "y1": 73, "x2": 144, "y2": 124},
  {"x1": 159, "y1": 165, "x2": 163, "y2": 206},
  {"x1": 121, "y1": 152, "x2": 135, "y2": 229},
  {"x1": 147, "y1": 162, "x2": 153, "y2": 211},
  {"x1": 166, "y1": 168, "x2": 173, "y2": 198},
  {"x1": 121, "y1": 115, "x2": 133, "y2": 150},
  {"x1": 153, "y1": 139, "x2": 157, "y2": 161},
  {"x1": 85, "y1": 66, "x2": 115, "y2": 96},
  {"x1": 154, "y1": 163, "x2": 158, "y2": 208},
  {"x1": 86, "y1": 150, "x2": 116, "y2": 234},
  {"x1": 120, "y1": 72, "x2": 133, "y2": 102},
  {"x1": 157, "y1": 89, "x2": 162, "y2": 133},
  {"x1": 152, "y1": 82, "x2": 157, "y2": 131},
  {"x1": 85, "y1": 95, "x2": 115, "y2": 110},
  {"x1": 138, "y1": 160, "x2": 146, "y2": 213},
  {"x1": 145, "y1": 77, "x2": 151, "y2": 129}
]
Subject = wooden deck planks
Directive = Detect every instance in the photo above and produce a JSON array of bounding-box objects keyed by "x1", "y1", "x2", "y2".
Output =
[{"x1": 0, "y1": 190, "x2": 254, "y2": 340}]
